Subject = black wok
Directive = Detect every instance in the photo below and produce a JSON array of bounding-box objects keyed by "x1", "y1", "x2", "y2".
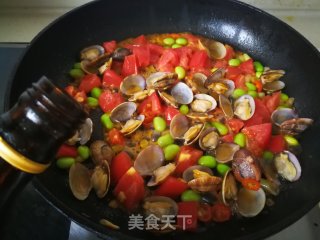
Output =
[{"x1": 6, "y1": 0, "x2": 320, "y2": 239}]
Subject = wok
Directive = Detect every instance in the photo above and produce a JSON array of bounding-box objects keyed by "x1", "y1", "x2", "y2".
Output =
[{"x1": 6, "y1": 0, "x2": 320, "y2": 239}]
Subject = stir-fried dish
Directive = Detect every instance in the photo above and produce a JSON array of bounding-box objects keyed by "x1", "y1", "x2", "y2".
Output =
[{"x1": 56, "y1": 33, "x2": 313, "y2": 231}]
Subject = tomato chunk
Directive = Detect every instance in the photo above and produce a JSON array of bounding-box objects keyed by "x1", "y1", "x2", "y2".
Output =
[
  {"x1": 132, "y1": 45, "x2": 150, "y2": 67},
  {"x1": 137, "y1": 92, "x2": 162, "y2": 124},
  {"x1": 227, "y1": 118, "x2": 244, "y2": 133},
  {"x1": 163, "y1": 106, "x2": 180, "y2": 124},
  {"x1": 263, "y1": 91, "x2": 281, "y2": 114},
  {"x1": 267, "y1": 135, "x2": 286, "y2": 153},
  {"x1": 102, "y1": 69, "x2": 123, "y2": 88},
  {"x1": 110, "y1": 151, "x2": 133, "y2": 185},
  {"x1": 154, "y1": 176, "x2": 188, "y2": 199},
  {"x1": 157, "y1": 49, "x2": 179, "y2": 72},
  {"x1": 56, "y1": 144, "x2": 77, "y2": 158},
  {"x1": 175, "y1": 146, "x2": 203, "y2": 176},
  {"x1": 177, "y1": 202, "x2": 198, "y2": 231},
  {"x1": 244, "y1": 99, "x2": 270, "y2": 127},
  {"x1": 211, "y1": 203, "x2": 232, "y2": 222},
  {"x1": 98, "y1": 90, "x2": 124, "y2": 112},
  {"x1": 189, "y1": 50, "x2": 209, "y2": 69},
  {"x1": 239, "y1": 59, "x2": 255, "y2": 74},
  {"x1": 113, "y1": 167, "x2": 145, "y2": 211},
  {"x1": 122, "y1": 54, "x2": 138, "y2": 77},
  {"x1": 108, "y1": 128, "x2": 125, "y2": 146},
  {"x1": 102, "y1": 40, "x2": 116, "y2": 53},
  {"x1": 79, "y1": 74, "x2": 101, "y2": 93}
]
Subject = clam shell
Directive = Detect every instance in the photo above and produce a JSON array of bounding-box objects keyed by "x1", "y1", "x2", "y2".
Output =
[
  {"x1": 199, "y1": 128, "x2": 220, "y2": 150},
  {"x1": 171, "y1": 82, "x2": 194, "y2": 105},
  {"x1": 158, "y1": 91, "x2": 179, "y2": 108},
  {"x1": 170, "y1": 114, "x2": 190, "y2": 139},
  {"x1": 183, "y1": 123, "x2": 205, "y2": 145},
  {"x1": 222, "y1": 170, "x2": 238, "y2": 205},
  {"x1": 219, "y1": 94, "x2": 234, "y2": 118},
  {"x1": 134, "y1": 145, "x2": 164, "y2": 176},
  {"x1": 191, "y1": 94, "x2": 217, "y2": 113},
  {"x1": 188, "y1": 175, "x2": 222, "y2": 192},
  {"x1": 271, "y1": 108, "x2": 298, "y2": 127},
  {"x1": 147, "y1": 163, "x2": 176, "y2": 187},
  {"x1": 80, "y1": 45, "x2": 105, "y2": 61},
  {"x1": 69, "y1": 163, "x2": 92, "y2": 200},
  {"x1": 110, "y1": 102, "x2": 137, "y2": 123},
  {"x1": 237, "y1": 188, "x2": 266, "y2": 217},
  {"x1": 120, "y1": 115, "x2": 145, "y2": 135},
  {"x1": 90, "y1": 140, "x2": 114, "y2": 165},
  {"x1": 274, "y1": 151, "x2": 301, "y2": 181},
  {"x1": 146, "y1": 72, "x2": 177, "y2": 90},
  {"x1": 120, "y1": 74, "x2": 146, "y2": 96},
  {"x1": 263, "y1": 81, "x2": 285, "y2": 93},
  {"x1": 182, "y1": 165, "x2": 213, "y2": 182},
  {"x1": 234, "y1": 94, "x2": 255, "y2": 121},
  {"x1": 143, "y1": 196, "x2": 178, "y2": 218},
  {"x1": 91, "y1": 161, "x2": 110, "y2": 198},
  {"x1": 215, "y1": 143, "x2": 240, "y2": 163}
]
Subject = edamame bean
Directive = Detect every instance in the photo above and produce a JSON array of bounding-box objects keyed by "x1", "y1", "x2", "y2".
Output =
[
  {"x1": 228, "y1": 58, "x2": 241, "y2": 67},
  {"x1": 164, "y1": 144, "x2": 180, "y2": 161},
  {"x1": 172, "y1": 44, "x2": 182, "y2": 49},
  {"x1": 175, "y1": 37, "x2": 188, "y2": 45},
  {"x1": 91, "y1": 87, "x2": 102, "y2": 98},
  {"x1": 212, "y1": 122, "x2": 228, "y2": 136},
  {"x1": 256, "y1": 72, "x2": 263, "y2": 78},
  {"x1": 217, "y1": 163, "x2": 230, "y2": 176},
  {"x1": 69, "y1": 68, "x2": 84, "y2": 79},
  {"x1": 101, "y1": 114, "x2": 113, "y2": 129},
  {"x1": 77, "y1": 145, "x2": 90, "y2": 160},
  {"x1": 56, "y1": 157, "x2": 75, "y2": 169},
  {"x1": 245, "y1": 82, "x2": 257, "y2": 91},
  {"x1": 232, "y1": 88, "x2": 246, "y2": 98},
  {"x1": 73, "y1": 62, "x2": 82, "y2": 69},
  {"x1": 179, "y1": 105, "x2": 189, "y2": 114},
  {"x1": 163, "y1": 37, "x2": 175, "y2": 46},
  {"x1": 284, "y1": 135, "x2": 299, "y2": 146},
  {"x1": 248, "y1": 90, "x2": 258, "y2": 98},
  {"x1": 262, "y1": 151, "x2": 274, "y2": 161},
  {"x1": 153, "y1": 116, "x2": 167, "y2": 132},
  {"x1": 181, "y1": 190, "x2": 201, "y2": 202},
  {"x1": 175, "y1": 66, "x2": 186, "y2": 80},
  {"x1": 198, "y1": 155, "x2": 217, "y2": 168},
  {"x1": 87, "y1": 97, "x2": 99, "y2": 107},
  {"x1": 234, "y1": 133, "x2": 246, "y2": 147},
  {"x1": 254, "y1": 61, "x2": 264, "y2": 72},
  {"x1": 280, "y1": 93, "x2": 289, "y2": 101},
  {"x1": 242, "y1": 53, "x2": 251, "y2": 61},
  {"x1": 157, "y1": 134, "x2": 174, "y2": 148}
]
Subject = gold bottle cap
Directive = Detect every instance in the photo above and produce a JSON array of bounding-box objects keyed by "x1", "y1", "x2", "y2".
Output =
[{"x1": 0, "y1": 136, "x2": 50, "y2": 174}]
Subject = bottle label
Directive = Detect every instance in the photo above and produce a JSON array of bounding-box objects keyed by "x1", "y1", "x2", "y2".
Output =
[{"x1": 0, "y1": 136, "x2": 50, "y2": 174}]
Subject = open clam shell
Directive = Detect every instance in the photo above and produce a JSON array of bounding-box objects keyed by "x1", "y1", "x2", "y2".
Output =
[
  {"x1": 234, "y1": 94, "x2": 255, "y2": 121},
  {"x1": 183, "y1": 123, "x2": 205, "y2": 145},
  {"x1": 215, "y1": 143, "x2": 240, "y2": 163},
  {"x1": 111, "y1": 47, "x2": 131, "y2": 61},
  {"x1": 191, "y1": 94, "x2": 217, "y2": 113},
  {"x1": 219, "y1": 94, "x2": 234, "y2": 118},
  {"x1": 260, "y1": 69, "x2": 285, "y2": 84},
  {"x1": 110, "y1": 102, "x2": 137, "y2": 123},
  {"x1": 263, "y1": 81, "x2": 285, "y2": 93},
  {"x1": 199, "y1": 127, "x2": 220, "y2": 151},
  {"x1": 90, "y1": 140, "x2": 114, "y2": 165},
  {"x1": 69, "y1": 163, "x2": 92, "y2": 200},
  {"x1": 158, "y1": 91, "x2": 179, "y2": 108},
  {"x1": 80, "y1": 45, "x2": 105, "y2": 61},
  {"x1": 171, "y1": 82, "x2": 194, "y2": 105},
  {"x1": 146, "y1": 72, "x2": 177, "y2": 90},
  {"x1": 91, "y1": 160, "x2": 110, "y2": 198},
  {"x1": 222, "y1": 170, "x2": 238, "y2": 205},
  {"x1": 120, "y1": 115, "x2": 145, "y2": 135},
  {"x1": 274, "y1": 151, "x2": 301, "y2": 181},
  {"x1": 143, "y1": 196, "x2": 178, "y2": 219},
  {"x1": 271, "y1": 108, "x2": 298, "y2": 127},
  {"x1": 134, "y1": 145, "x2": 164, "y2": 176},
  {"x1": 237, "y1": 188, "x2": 266, "y2": 217},
  {"x1": 182, "y1": 165, "x2": 213, "y2": 182},
  {"x1": 186, "y1": 73, "x2": 208, "y2": 94},
  {"x1": 147, "y1": 163, "x2": 176, "y2": 187},
  {"x1": 120, "y1": 74, "x2": 146, "y2": 96}
]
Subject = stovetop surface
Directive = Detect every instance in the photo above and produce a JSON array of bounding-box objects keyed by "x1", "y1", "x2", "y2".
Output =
[{"x1": 0, "y1": 45, "x2": 319, "y2": 240}]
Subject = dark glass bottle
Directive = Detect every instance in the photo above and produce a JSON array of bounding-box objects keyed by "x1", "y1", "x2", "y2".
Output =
[{"x1": 0, "y1": 76, "x2": 87, "y2": 212}]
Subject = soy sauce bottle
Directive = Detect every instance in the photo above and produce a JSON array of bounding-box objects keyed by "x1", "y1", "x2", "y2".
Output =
[{"x1": 0, "y1": 76, "x2": 87, "y2": 212}]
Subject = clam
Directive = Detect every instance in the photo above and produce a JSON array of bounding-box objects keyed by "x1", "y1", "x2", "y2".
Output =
[
  {"x1": 232, "y1": 149, "x2": 261, "y2": 182},
  {"x1": 215, "y1": 143, "x2": 240, "y2": 163},
  {"x1": 170, "y1": 114, "x2": 190, "y2": 139},
  {"x1": 280, "y1": 118, "x2": 313, "y2": 136},
  {"x1": 120, "y1": 115, "x2": 145, "y2": 135},
  {"x1": 186, "y1": 73, "x2": 208, "y2": 94},
  {"x1": 260, "y1": 69, "x2": 285, "y2": 84},
  {"x1": 120, "y1": 74, "x2": 146, "y2": 96},
  {"x1": 260, "y1": 178, "x2": 280, "y2": 196},
  {"x1": 146, "y1": 72, "x2": 177, "y2": 90},
  {"x1": 81, "y1": 53, "x2": 111, "y2": 74},
  {"x1": 182, "y1": 165, "x2": 213, "y2": 182},
  {"x1": 171, "y1": 82, "x2": 194, "y2": 105},
  {"x1": 237, "y1": 188, "x2": 266, "y2": 217},
  {"x1": 199, "y1": 128, "x2": 220, "y2": 151},
  {"x1": 190, "y1": 94, "x2": 217, "y2": 113},
  {"x1": 222, "y1": 170, "x2": 238, "y2": 205},
  {"x1": 258, "y1": 157, "x2": 279, "y2": 184},
  {"x1": 80, "y1": 45, "x2": 105, "y2": 61},
  {"x1": 158, "y1": 91, "x2": 179, "y2": 108},
  {"x1": 91, "y1": 160, "x2": 110, "y2": 198},
  {"x1": 134, "y1": 145, "x2": 164, "y2": 176},
  {"x1": 90, "y1": 140, "x2": 115, "y2": 165},
  {"x1": 274, "y1": 151, "x2": 301, "y2": 181},
  {"x1": 147, "y1": 163, "x2": 176, "y2": 187},
  {"x1": 263, "y1": 81, "x2": 285, "y2": 93},
  {"x1": 143, "y1": 196, "x2": 178, "y2": 219},
  {"x1": 111, "y1": 47, "x2": 131, "y2": 61},
  {"x1": 128, "y1": 89, "x2": 154, "y2": 102},
  {"x1": 188, "y1": 170, "x2": 222, "y2": 192},
  {"x1": 69, "y1": 163, "x2": 92, "y2": 200},
  {"x1": 219, "y1": 94, "x2": 234, "y2": 118},
  {"x1": 186, "y1": 112, "x2": 213, "y2": 122},
  {"x1": 183, "y1": 123, "x2": 205, "y2": 145},
  {"x1": 110, "y1": 102, "x2": 137, "y2": 123},
  {"x1": 199, "y1": 39, "x2": 227, "y2": 59},
  {"x1": 206, "y1": 68, "x2": 225, "y2": 83},
  {"x1": 234, "y1": 95, "x2": 255, "y2": 120},
  {"x1": 68, "y1": 118, "x2": 93, "y2": 145},
  {"x1": 271, "y1": 108, "x2": 298, "y2": 127}
]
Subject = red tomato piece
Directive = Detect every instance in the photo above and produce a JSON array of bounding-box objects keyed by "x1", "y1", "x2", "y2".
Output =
[
  {"x1": 221, "y1": 133, "x2": 234, "y2": 143},
  {"x1": 197, "y1": 203, "x2": 213, "y2": 223},
  {"x1": 211, "y1": 203, "x2": 232, "y2": 222},
  {"x1": 99, "y1": 90, "x2": 124, "y2": 112},
  {"x1": 56, "y1": 144, "x2": 77, "y2": 158},
  {"x1": 73, "y1": 90, "x2": 87, "y2": 103},
  {"x1": 157, "y1": 49, "x2": 179, "y2": 72},
  {"x1": 241, "y1": 178, "x2": 261, "y2": 191},
  {"x1": 239, "y1": 59, "x2": 255, "y2": 74},
  {"x1": 177, "y1": 202, "x2": 198, "y2": 231},
  {"x1": 176, "y1": 46, "x2": 193, "y2": 69},
  {"x1": 254, "y1": 80, "x2": 263, "y2": 92},
  {"x1": 164, "y1": 106, "x2": 180, "y2": 124},
  {"x1": 227, "y1": 118, "x2": 244, "y2": 133},
  {"x1": 223, "y1": 45, "x2": 235, "y2": 60},
  {"x1": 132, "y1": 45, "x2": 150, "y2": 67},
  {"x1": 108, "y1": 128, "x2": 125, "y2": 146},
  {"x1": 154, "y1": 176, "x2": 188, "y2": 199},
  {"x1": 175, "y1": 146, "x2": 203, "y2": 176},
  {"x1": 102, "y1": 40, "x2": 116, "y2": 53},
  {"x1": 132, "y1": 35, "x2": 148, "y2": 45},
  {"x1": 242, "y1": 123, "x2": 272, "y2": 157},
  {"x1": 113, "y1": 167, "x2": 145, "y2": 211},
  {"x1": 122, "y1": 54, "x2": 138, "y2": 77},
  {"x1": 102, "y1": 69, "x2": 123, "y2": 88},
  {"x1": 137, "y1": 92, "x2": 162, "y2": 124},
  {"x1": 79, "y1": 74, "x2": 101, "y2": 93},
  {"x1": 213, "y1": 59, "x2": 228, "y2": 69},
  {"x1": 148, "y1": 43, "x2": 164, "y2": 64},
  {"x1": 110, "y1": 151, "x2": 133, "y2": 185},
  {"x1": 263, "y1": 91, "x2": 281, "y2": 114},
  {"x1": 267, "y1": 135, "x2": 286, "y2": 154},
  {"x1": 226, "y1": 67, "x2": 243, "y2": 83},
  {"x1": 64, "y1": 85, "x2": 77, "y2": 97},
  {"x1": 189, "y1": 50, "x2": 210, "y2": 69},
  {"x1": 244, "y1": 99, "x2": 271, "y2": 127}
]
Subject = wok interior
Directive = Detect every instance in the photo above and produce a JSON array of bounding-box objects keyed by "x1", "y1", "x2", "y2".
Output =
[{"x1": 9, "y1": 0, "x2": 320, "y2": 239}]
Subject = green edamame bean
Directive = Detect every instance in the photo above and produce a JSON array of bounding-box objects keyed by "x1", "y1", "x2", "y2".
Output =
[
  {"x1": 101, "y1": 114, "x2": 113, "y2": 129},
  {"x1": 248, "y1": 90, "x2": 258, "y2": 98},
  {"x1": 212, "y1": 121, "x2": 229, "y2": 136},
  {"x1": 175, "y1": 66, "x2": 186, "y2": 80},
  {"x1": 77, "y1": 145, "x2": 90, "y2": 160},
  {"x1": 280, "y1": 93, "x2": 289, "y2": 101},
  {"x1": 254, "y1": 61, "x2": 264, "y2": 72},
  {"x1": 172, "y1": 43, "x2": 182, "y2": 49},
  {"x1": 262, "y1": 151, "x2": 274, "y2": 161},
  {"x1": 175, "y1": 37, "x2": 188, "y2": 45},
  {"x1": 73, "y1": 62, "x2": 82, "y2": 69},
  {"x1": 153, "y1": 116, "x2": 167, "y2": 132},
  {"x1": 87, "y1": 97, "x2": 99, "y2": 107},
  {"x1": 234, "y1": 133, "x2": 246, "y2": 147},
  {"x1": 181, "y1": 190, "x2": 201, "y2": 202},
  {"x1": 245, "y1": 82, "x2": 257, "y2": 91},
  {"x1": 56, "y1": 157, "x2": 75, "y2": 169},
  {"x1": 69, "y1": 68, "x2": 84, "y2": 79},
  {"x1": 164, "y1": 144, "x2": 180, "y2": 161},
  {"x1": 256, "y1": 72, "x2": 263, "y2": 78},
  {"x1": 242, "y1": 53, "x2": 251, "y2": 61},
  {"x1": 163, "y1": 37, "x2": 175, "y2": 46},
  {"x1": 232, "y1": 88, "x2": 246, "y2": 98},
  {"x1": 228, "y1": 58, "x2": 241, "y2": 67},
  {"x1": 91, "y1": 87, "x2": 102, "y2": 98},
  {"x1": 157, "y1": 134, "x2": 174, "y2": 148},
  {"x1": 198, "y1": 155, "x2": 217, "y2": 168},
  {"x1": 284, "y1": 135, "x2": 299, "y2": 146},
  {"x1": 217, "y1": 163, "x2": 230, "y2": 176},
  {"x1": 179, "y1": 105, "x2": 189, "y2": 114}
]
